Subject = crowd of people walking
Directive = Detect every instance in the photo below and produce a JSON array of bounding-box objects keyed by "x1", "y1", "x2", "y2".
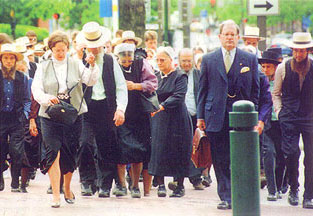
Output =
[{"x1": 0, "y1": 18, "x2": 312, "y2": 210}]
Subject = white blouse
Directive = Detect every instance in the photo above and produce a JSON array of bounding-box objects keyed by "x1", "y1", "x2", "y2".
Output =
[{"x1": 31, "y1": 56, "x2": 99, "y2": 106}]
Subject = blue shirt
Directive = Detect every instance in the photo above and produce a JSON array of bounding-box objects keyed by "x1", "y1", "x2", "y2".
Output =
[{"x1": 2, "y1": 79, "x2": 14, "y2": 112}]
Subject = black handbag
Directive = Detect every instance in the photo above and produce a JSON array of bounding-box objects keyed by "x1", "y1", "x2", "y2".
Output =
[
  {"x1": 140, "y1": 91, "x2": 159, "y2": 113},
  {"x1": 45, "y1": 59, "x2": 87, "y2": 125},
  {"x1": 46, "y1": 100, "x2": 79, "y2": 125}
]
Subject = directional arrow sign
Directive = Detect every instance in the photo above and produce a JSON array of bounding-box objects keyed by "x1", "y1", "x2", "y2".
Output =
[{"x1": 248, "y1": 0, "x2": 279, "y2": 16}]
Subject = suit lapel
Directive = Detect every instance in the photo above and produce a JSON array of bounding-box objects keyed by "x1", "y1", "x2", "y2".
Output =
[
  {"x1": 215, "y1": 49, "x2": 227, "y2": 83},
  {"x1": 231, "y1": 48, "x2": 245, "y2": 86}
]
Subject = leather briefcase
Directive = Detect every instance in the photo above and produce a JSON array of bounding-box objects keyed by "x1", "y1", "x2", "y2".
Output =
[{"x1": 191, "y1": 128, "x2": 212, "y2": 168}]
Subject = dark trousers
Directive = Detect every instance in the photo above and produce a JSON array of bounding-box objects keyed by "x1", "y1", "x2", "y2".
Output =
[
  {"x1": 280, "y1": 117, "x2": 313, "y2": 199},
  {"x1": 0, "y1": 112, "x2": 25, "y2": 188},
  {"x1": 263, "y1": 120, "x2": 286, "y2": 194},
  {"x1": 187, "y1": 115, "x2": 203, "y2": 185},
  {"x1": 206, "y1": 115, "x2": 231, "y2": 203},
  {"x1": 79, "y1": 100, "x2": 117, "y2": 190}
]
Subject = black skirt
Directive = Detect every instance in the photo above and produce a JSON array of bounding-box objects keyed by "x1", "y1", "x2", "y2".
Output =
[
  {"x1": 40, "y1": 116, "x2": 82, "y2": 175},
  {"x1": 117, "y1": 113, "x2": 151, "y2": 164}
]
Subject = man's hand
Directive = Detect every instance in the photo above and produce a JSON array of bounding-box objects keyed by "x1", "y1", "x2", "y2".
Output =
[
  {"x1": 254, "y1": 120, "x2": 264, "y2": 135},
  {"x1": 197, "y1": 119, "x2": 206, "y2": 131},
  {"x1": 113, "y1": 109, "x2": 125, "y2": 126},
  {"x1": 85, "y1": 53, "x2": 96, "y2": 67},
  {"x1": 29, "y1": 118, "x2": 38, "y2": 137}
]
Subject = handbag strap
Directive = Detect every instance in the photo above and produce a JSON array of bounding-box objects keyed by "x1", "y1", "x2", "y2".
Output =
[{"x1": 51, "y1": 58, "x2": 90, "y2": 113}]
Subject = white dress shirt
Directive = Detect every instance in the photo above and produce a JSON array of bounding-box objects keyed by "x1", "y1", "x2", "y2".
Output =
[{"x1": 32, "y1": 56, "x2": 99, "y2": 106}]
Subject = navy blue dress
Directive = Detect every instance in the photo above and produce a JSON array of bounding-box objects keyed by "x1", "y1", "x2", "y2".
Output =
[{"x1": 148, "y1": 70, "x2": 192, "y2": 178}]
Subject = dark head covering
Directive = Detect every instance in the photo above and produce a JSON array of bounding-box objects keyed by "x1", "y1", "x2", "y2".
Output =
[
  {"x1": 267, "y1": 47, "x2": 282, "y2": 59},
  {"x1": 258, "y1": 50, "x2": 281, "y2": 65}
]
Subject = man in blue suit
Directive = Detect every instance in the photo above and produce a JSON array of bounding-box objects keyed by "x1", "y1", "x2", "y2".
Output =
[{"x1": 197, "y1": 20, "x2": 260, "y2": 210}]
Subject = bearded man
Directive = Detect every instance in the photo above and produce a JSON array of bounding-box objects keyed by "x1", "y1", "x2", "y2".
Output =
[
  {"x1": 76, "y1": 22, "x2": 128, "y2": 198},
  {"x1": 0, "y1": 44, "x2": 30, "y2": 192},
  {"x1": 273, "y1": 32, "x2": 313, "y2": 209}
]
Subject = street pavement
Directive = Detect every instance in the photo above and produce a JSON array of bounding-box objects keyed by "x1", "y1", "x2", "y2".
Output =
[{"x1": 0, "y1": 151, "x2": 312, "y2": 216}]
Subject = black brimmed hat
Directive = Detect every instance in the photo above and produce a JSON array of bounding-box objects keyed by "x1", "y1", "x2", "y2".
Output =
[{"x1": 258, "y1": 51, "x2": 281, "y2": 65}]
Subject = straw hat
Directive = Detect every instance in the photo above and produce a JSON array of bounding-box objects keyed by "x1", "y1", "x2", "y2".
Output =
[
  {"x1": 0, "y1": 43, "x2": 24, "y2": 61},
  {"x1": 15, "y1": 36, "x2": 32, "y2": 47},
  {"x1": 76, "y1": 22, "x2": 111, "y2": 48},
  {"x1": 15, "y1": 43, "x2": 27, "y2": 53},
  {"x1": 242, "y1": 26, "x2": 265, "y2": 41},
  {"x1": 117, "y1": 31, "x2": 142, "y2": 46},
  {"x1": 288, "y1": 32, "x2": 313, "y2": 49}
]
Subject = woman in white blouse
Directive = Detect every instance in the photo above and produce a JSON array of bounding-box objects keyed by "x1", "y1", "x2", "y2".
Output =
[{"x1": 32, "y1": 31, "x2": 99, "y2": 208}]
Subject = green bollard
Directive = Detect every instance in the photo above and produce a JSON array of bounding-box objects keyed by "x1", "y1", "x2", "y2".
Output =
[{"x1": 229, "y1": 100, "x2": 260, "y2": 216}]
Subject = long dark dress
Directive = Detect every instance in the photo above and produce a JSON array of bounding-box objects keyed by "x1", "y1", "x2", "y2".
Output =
[
  {"x1": 117, "y1": 59, "x2": 151, "y2": 164},
  {"x1": 148, "y1": 70, "x2": 193, "y2": 178}
]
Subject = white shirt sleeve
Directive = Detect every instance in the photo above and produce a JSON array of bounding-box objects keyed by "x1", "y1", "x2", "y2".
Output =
[
  {"x1": 78, "y1": 60, "x2": 100, "y2": 86},
  {"x1": 31, "y1": 64, "x2": 55, "y2": 106},
  {"x1": 112, "y1": 57, "x2": 128, "y2": 113}
]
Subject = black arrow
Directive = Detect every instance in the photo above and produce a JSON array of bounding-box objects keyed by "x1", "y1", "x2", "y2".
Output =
[{"x1": 254, "y1": 1, "x2": 273, "y2": 11}]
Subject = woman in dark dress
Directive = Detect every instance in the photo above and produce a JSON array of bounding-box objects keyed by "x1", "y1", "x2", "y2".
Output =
[
  {"x1": 149, "y1": 46, "x2": 193, "y2": 198},
  {"x1": 114, "y1": 43, "x2": 157, "y2": 198},
  {"x1": 32, "y1": 31, "x2": 99, "y2": 207}
]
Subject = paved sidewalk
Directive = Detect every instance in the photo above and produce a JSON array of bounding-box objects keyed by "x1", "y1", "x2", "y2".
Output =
[{"x1": 0, "y1": 152, "x2": 312, "y2": 216}]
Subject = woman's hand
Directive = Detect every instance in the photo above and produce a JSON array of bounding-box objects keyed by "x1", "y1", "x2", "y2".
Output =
[
  {"x1": 85, "y1": 53, "x2": 96, "y2": 67},
  {"x1": 151, "y1": 105, "x2": 164, "y2": 117},
  {"x1": 29, "y1": 118, "x2": 38, "y2": 137},
  {"x1": 126, "y1": 81, "x2": 142, "y2": 91},
  {"x1": 48, "y1": 96, "x2": 60, "y2": 106}
]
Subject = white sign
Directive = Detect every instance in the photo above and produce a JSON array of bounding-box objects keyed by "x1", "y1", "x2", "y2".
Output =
[{"x1": 248, "y1": 0, "x2": 279, "y2": 16}]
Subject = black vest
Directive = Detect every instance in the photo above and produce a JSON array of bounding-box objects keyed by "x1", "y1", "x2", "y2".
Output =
[
  {"x1": 282, "y1": 60, "x2": 313, "y2": 116},
  {"x1": 29, "y1": 62, "x2": 37, "y2": 78},
  {"x1": 84, "y1": 53, "x2": 116, "y2": 114},
  {"x1": 0, "y1": 70, "x2": 26, "y2": 114}
]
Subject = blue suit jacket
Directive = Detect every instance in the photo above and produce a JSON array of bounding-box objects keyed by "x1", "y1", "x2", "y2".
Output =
[{"x1": 197, "y1": 48, "x2": 260, "y2": 132}]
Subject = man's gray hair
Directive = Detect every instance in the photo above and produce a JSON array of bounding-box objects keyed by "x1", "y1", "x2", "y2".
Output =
[{"x1": 219, "y1": 20, "x2": 240, "y2": 35}]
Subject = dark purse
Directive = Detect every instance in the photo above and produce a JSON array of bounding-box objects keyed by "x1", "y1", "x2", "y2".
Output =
[
  {"x1": 45, "y1": 60, "x2": 86, "y2": 125},
  {"x1": 140, "y1": 91, "x2": 159, "y2": 113},
  {"x1": 46, "y1": 100, "x2": 78, "y2": 125}
]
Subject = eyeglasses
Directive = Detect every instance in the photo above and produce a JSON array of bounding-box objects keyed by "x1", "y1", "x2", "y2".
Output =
[
  {"x1": 118, "y1": 51, "x2": 134, "y2": 57},
  {"x1": 221, "y1": 33, "x2": 238, "y2": 38}
]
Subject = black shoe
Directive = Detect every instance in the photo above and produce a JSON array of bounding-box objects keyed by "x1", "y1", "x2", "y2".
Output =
[
  {"x1": 202, "y1": 175, "x2": 212, "y2": 187},
  {"x1": 303, "y1": 199, "x2": 313, "y2": 209},
  {"x1": 98, "y1": 188, "x2": 110, "y2": 198},
  {"x1": 281, "y1": 184, "x2": 289, "y2": 194},
  {"x1": 288, "y1": 190, "x2": 299, "y2": 206},
  {"x1": 11, "y1": 187, "x2": 20, "y2": 193},
  {"x1": 168, "y1": 181, "x2": 177, "y2": 191},
  {"x1": 20, "y1": 186, "x2": 28, "y2": 193},
  {"x1": 64, "y1": 192, "x2": 75, "y2": 204},
  {"x1": 157, "y1": 184, "x2": 167, "y2": 197},
  {"x1": 115, "y1": 185, "x2": 127, "y2": 197},
  {"x1": 152, "y1": 177, "x2": 158, "y2": 187},
  {"x1": 267, "y1": 193, "x2": 277, "y2": 201},
  {"x1": 47, "y1": 185, "x2": 52, "y2": 194},
  {"x1": 260, "y1": 177, "x2": 267, "y2": 189},
  {"x1": 0, "y1": 172, "x2": 4, "y2": 191},
  {"x1": 217, "y1": 201, "x2": 232, "y2": 210},
  {"x1": 131, "y1": 187, "x2": 141, "y2": 198},
  {"x1": 81, "y1": 183, "x2": 93, "y2": 196},
  {"x1": 169, "y1": 186, "x2": 185, "y2": 198}
]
